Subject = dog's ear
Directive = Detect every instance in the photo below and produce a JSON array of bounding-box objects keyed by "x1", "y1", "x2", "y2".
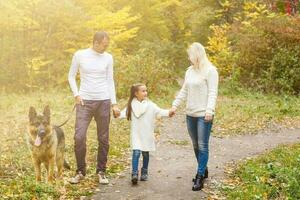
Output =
[
  {"x1": 29, "y1": 106, "x2": 37, "y2": 123},
  {"x1": 43, "y1": 105, "x2": 51, "y2": 123}
]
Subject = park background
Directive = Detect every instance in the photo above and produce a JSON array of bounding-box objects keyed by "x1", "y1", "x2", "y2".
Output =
[{"x1": 0, "y1": 0, "x2": 299, "y2": 199}]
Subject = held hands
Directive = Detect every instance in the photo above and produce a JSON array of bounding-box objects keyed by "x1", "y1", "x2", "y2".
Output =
[
  {"x1": 112, "y1": 105, "x2": 121, "y2": 118},
  {"x1": 169, "y1": 107, "x2": 177, "y2": 117},
  {"x1": 168, "y1": 105, "x2": 213, "y2": 121}
]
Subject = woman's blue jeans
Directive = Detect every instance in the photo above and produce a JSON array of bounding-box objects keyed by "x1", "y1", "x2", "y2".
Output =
[
  {"x1": 132, "y1": 150, "x2": 149, "y2": 174},
  {"x1": 186, "y1": 115, "x2": 213, "y2": 176}
]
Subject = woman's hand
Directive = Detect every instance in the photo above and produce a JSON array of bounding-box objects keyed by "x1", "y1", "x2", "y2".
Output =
[{"x1": 204, "y1": 113, "x2": 213, "y2": 122}]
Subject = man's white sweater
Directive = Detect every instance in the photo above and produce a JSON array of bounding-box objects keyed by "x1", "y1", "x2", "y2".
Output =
[
  {"x1": 172, "y1": 65, "x2": 219, "y2": 117},
  {"x1": 68, "y1": 48, "x2": 117, "y2": 104}
]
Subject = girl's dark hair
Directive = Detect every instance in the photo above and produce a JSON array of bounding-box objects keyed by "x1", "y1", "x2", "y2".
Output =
[{"x1": 126, "y1": 83, "x2": 145, "y2": 121}]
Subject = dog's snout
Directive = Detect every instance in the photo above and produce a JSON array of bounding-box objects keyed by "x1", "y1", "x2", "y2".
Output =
[{"x1": 38, "y1": 129, "x2": 46, "y2": 136}]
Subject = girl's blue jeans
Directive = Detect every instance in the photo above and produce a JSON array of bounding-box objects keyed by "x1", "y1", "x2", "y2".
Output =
[
  {"x1": 132, "y1": 150, "x2": 149, "y2": 174},
  {"x1": 186, "y1": 115, "x2": 213, "y2": 176}
]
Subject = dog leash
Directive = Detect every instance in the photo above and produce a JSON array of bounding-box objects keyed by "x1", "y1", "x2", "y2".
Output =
[{"x1": 56, "y1": 104, "x2": 76, "y2": 128}]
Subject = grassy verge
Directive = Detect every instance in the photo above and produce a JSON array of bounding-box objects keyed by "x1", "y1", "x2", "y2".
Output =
[
  {"x1": 222, "y1": 143, "x2": 300, "y2": 200},
  {"x1": 155, "y1": 81, "x2": 300, "y2": 137},
  {"x1": 214, "y1": 87, "x2": 300, "y2": 136}
]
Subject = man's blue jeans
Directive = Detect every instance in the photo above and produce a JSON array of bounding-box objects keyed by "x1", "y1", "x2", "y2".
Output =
[
  {"x1": 132, "y1": 150, "x2": 149, "y2": 174},
  {"x1": 186, "y1": 115, "x2": 213, "y2": 176}
]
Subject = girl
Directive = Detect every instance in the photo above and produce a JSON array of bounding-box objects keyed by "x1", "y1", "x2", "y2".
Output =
[
  {"x1": 119, "y1": 83, "x2": 173, "y2": 185},
  {"x1": 171, "y1": 42, "x2": 219, "y2": 191}
]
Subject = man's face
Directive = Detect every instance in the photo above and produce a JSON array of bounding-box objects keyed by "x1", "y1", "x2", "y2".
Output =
[{"x1": 93, "y1": 37, "x2": 109, "y2": 53}]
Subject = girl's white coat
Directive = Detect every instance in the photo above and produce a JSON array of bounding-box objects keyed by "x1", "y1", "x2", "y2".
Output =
[{"x1": 119, "y1": 98, "x2": 169, "y2": 151}]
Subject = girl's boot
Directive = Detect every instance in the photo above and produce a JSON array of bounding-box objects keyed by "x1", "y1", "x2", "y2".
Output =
[
  {"x1": 131, "y1": 171, "x2": 138, "y2": 185},
  {"x1": 140, "y1": 168, "x2": 148, "y2": 181}
]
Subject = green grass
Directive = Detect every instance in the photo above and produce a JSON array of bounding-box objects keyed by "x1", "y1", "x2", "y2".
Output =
[
  {"x1": 214, "y1": 86, "x2": 300, "y2": 136},
  {"x1": 222, "y1": 143, "x2": 300, "y2": 200}
]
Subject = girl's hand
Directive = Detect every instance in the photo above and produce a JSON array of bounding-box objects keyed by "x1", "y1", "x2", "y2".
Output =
[{"x1": 204, "y1": 113, "x2": 213, "y2": 122}]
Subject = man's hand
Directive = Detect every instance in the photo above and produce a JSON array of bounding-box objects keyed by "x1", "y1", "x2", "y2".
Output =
[
  {"x1": 75, "y1": 96, "x2": 84, "y2": 105},
  {"x1": 204, "y1": 113, "x2": 213, "y2": 122},
  {"x1": 112, "y1": 105, "x2": 120, "y2": 118}
]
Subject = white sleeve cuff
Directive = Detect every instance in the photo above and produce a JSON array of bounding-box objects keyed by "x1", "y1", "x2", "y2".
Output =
[
  {"x1": 205, "y1": 109, "x2": 214, "y2": 115},
  {"x1": 73, "y1": 92, "x2": 79, "y2": 97}
]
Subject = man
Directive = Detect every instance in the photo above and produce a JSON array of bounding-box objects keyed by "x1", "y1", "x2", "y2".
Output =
[{"x1": 68, "y1": 31, "x2": 120, "y2": 184}]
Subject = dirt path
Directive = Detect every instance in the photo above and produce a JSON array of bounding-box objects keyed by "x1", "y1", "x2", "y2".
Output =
[{"x1": 91, "y1": 111, "x2": 300, "y2": 200}]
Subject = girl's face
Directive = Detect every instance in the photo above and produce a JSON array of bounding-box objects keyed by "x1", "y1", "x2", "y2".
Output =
[{"x1": 135, "y1": 85, "x2": 148, "y2": 101}]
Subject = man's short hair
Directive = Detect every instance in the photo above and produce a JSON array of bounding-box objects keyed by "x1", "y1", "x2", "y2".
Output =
[{"x1": 93, "y1": 31, "x2": 109, "y2": 44}]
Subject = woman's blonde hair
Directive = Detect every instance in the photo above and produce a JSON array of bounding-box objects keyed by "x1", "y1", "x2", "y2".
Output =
[{"x1": 187, "y1": 42, "x2": 211, "y2": 70}]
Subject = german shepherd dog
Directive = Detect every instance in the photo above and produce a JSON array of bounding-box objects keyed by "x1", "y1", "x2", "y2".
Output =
[{"x1": 28, "y1": 105, "x2": 70, "y2": 183}]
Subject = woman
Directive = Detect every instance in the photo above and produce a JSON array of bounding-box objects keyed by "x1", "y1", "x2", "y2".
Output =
[{"x1": 171, "y1": 42, "x2": 219, "y2": 191}]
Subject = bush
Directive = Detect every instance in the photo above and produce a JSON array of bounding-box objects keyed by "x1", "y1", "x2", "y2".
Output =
[
  {"x1": 265, "y1": 47, "x2": 300, "y2": 94},
  {"x1": 210, "y1": 2, "x2": 300, "y2": 94},
  {"x1": 232, "y1": 15, "x2": 300, "y2": 94},
  {"x1": 114, "y1": 48, "x2": 177, "y2": 99}
]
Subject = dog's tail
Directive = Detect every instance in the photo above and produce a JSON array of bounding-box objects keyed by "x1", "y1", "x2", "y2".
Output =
[{"x1": 64, "y1": 159, "x2": 71, "y2": 170}]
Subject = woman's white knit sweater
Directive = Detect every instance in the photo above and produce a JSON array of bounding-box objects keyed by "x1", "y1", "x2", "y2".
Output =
[{"x1": 172, "y1": 65, "x2": 219, "y2": 117}]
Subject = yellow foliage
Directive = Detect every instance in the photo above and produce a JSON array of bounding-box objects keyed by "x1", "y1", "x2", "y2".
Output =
[
  {"x1": 207, "y1": 24, "x2": 236, "y2": 77},
  {"x1": 208, "y1": 1, "x2": 277, "y2": 77},
  {"x1": 243, "y1": 2, "x2": 270, "y2": 22},
  {"x1": 207, "y1": 24, "x2": 229, "y2": 53},
  {"x1": 84, "y1": 5, "x2": 140, "y2": 56},
  {"x1": 1, "y1": 0, "x2": 220, "y2": 91}
]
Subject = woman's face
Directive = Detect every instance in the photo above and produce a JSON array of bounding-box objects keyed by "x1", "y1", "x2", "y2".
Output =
[
  {"x1": 189, "y1": 55, "x2": 198, "y2": 66},
  {"x1": 188, "y1": 45, "x2": 202, "y2": 67},
  {"x1": 189, "y1": 57, "x2": 194, "y2": 66},
  {"x1": 135, "y1": 85, "x2": 148, "y2": 101}
]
